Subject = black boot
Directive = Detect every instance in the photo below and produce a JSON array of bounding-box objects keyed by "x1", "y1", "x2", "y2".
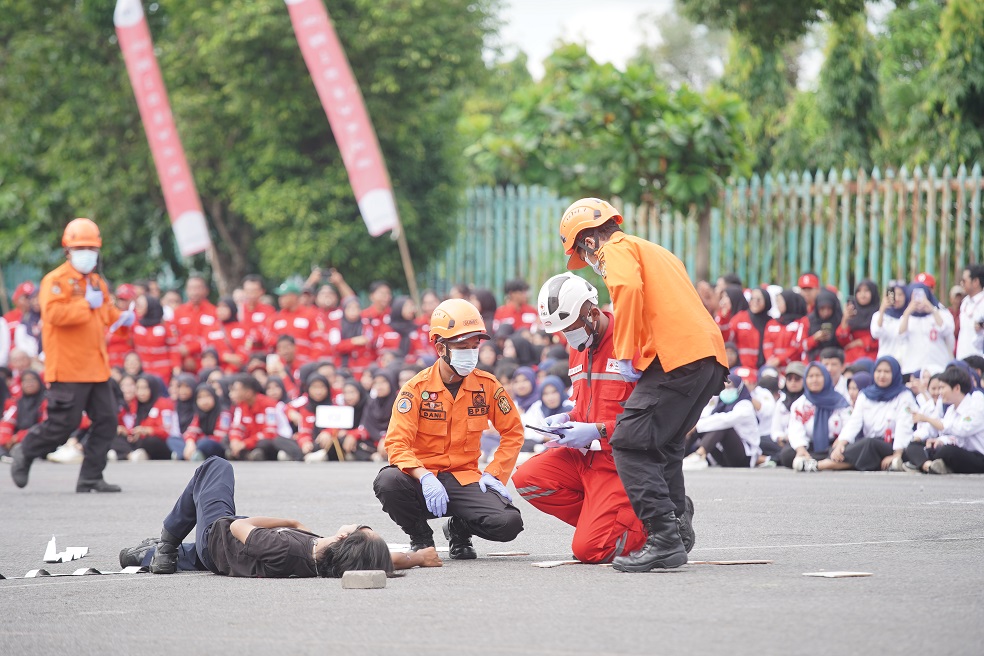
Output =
[
  {"x1": 678, "y1": 495, "x2": 696, "y2": 553},
  {"x1": 76, "y1": 477, "x2": 122, "y2": 493},
  {"x1": 10, "y1": 444, "x2": 34, "y2": 489},
  {"x1": 119, "y1": 537, "x2": 160, "y2": 568},
  {"x1": 150, "y1": 528, "x2": 180, "y2": 574},
  {"x1": 612, "y1": 513, "x2": 687, "y2": 573},
  {"x1": 409, "y1": 521, "x2": 435, "y2": 551},
  {"x1": 443, "y1": 517, "x2": 477, "y2": 560}
]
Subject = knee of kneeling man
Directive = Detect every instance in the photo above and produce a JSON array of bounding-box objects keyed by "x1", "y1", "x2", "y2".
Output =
[
  {"x1": 490, "y1": 511, "x2": 524, "y2": 541},
  {"x1": 373, "y1": 467, "x2": 409, "y2": 494}
]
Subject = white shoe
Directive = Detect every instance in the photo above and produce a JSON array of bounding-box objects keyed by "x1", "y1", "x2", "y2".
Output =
[
  {"x1": 793, "y1": 456, "x2": 819, "y2": 472},
  {"x1": 928, "y1": 459, "x2": 951, "y2": 475},
  {"x1": 276, "y1": 450, "x2": 292, "y2": 462},
  {"x1": 47, "y1": 444, "x2": 84, "y2": 464},
  {"x1": 128, "y1": 448, "x2": 149, "y2": 462},
  {"x1": 888, "y1": 456, "x2": 905, "y2": 472},
  {"x1": 682, "y1": 452, "x2": 708, "y2": 471},
  {"x1": 304, "y1": 449, "x2": 327, "y2": 463},
  {"x1": 107, "y1": 450, "x2": 118, "y2": 462}
]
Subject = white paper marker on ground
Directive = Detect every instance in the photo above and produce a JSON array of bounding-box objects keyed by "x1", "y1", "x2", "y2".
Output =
[
  {"x1": 42, "y1": 536, "x2": 89, "y2": 563},
  {"x1": 802, "y1": 571, "x2": 872, "y2": 578}
]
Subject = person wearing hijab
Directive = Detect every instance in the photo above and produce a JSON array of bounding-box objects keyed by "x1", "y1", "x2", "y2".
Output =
[
  {"x1": 729, "y1": 287, "x2": 779, "y2": 368},
  {"x1": 521, "y1": 375, "x2": 576, "y2": 447},
  {"x1": 0, "y1": 370, "x2": 46, "y2": 457},
  {"x1": 171, "y1": 374, "x2": 198, "y2": 458},
  {"x1": 181, "y1": 384, "x2": 231, "y2": 461},
  {"x1": 131, "y1": 294, "x2": 180, "y2": 384},
  {"x1": 206, "y1": 297, "x2": 249, "y2": 373},
  {"x1": 715, "y1": 286, "x2": 749, "y2": 343},
  {"x1": 264, "y1": 376, "x2": 290, "y2": 404},
  {"x1": 683, "y1": 373, "x2": 760, "y2": 469},
  {"x1": 470, "y1": 288, "x2": 498, "y2": 330},
  {"x1": 897, "y1": 282, "x2": 955, "y2": 375},
  {"x1": 871, "y1": 280, "x2": 908, "y2": 360},
  {"x1": 764, "y1": 289, "x2": 807, "y2": 370},
  {"x1": 329, "y1": 298, "x2": 376, "y2": 378},
  {"x1": 476, "y1": 342, "x2": 498, "y2": 374},
  {"x1": 836, "y1": 280, "x2": 880, "y2": 364},
  {"x1": 128, "y1": 374, "x2": 178, "y2": 461},
  {"x1": 803, "y1": 289, "x2": 843, "y2": 361},
  {"x1": 780, "y1": 363, "x2": 851, "y2": 471},
  {"x1": 510, "y1": 366, "x2": 540, "y2": 413},
  {"x1": 362, "y1": 369, "x2": 398, "y2": 444},
  {"x1": 296, "y1": 373, "x2": 334, "y2": 458},
  {"x1": 503, "y1": 335, "x2": 540, "y2": 369},
  {"x1": 302, "y1": 377, "x2": 370, "y2": 462},
  {"x1": 846, "y1": 371, "x2": 874, "y2": 407},
  {"x1": 906, "y1": 365, "x2": 984, "y2": 474},
  {"x1": 820, "y1": 356, "x2": 919, "y2": 472},
  {"x1": 374, "y1": 297, "x2": 429, "y2": 360},
  {"x1": 766, "y1": 361, "x2": 807, "y2": 458}
]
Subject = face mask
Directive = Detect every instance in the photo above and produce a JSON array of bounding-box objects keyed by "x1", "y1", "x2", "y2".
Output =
[
  {"x1": 587, "y1": 258, "x2": 604, "y2": 277},
  {"x1": 719, "y1": 386, "x2": 740, "y2": 405},
  {"x1": 564, "y1": 315, "x2": 596, "y2": 352},
  {"x1": 70, "y1": 249, "x2": 98, "y2": 274},
  {"x1": 448, "y1": 348, "x2": 479, "y2": 377}
]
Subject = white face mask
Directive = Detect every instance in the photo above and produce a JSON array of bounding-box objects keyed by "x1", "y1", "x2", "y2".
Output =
[
  {"x1": 70, "y1": 249, "x2": 98, "y2": 274},
  {"x1": 564, "y1": 316, "x2": 596, "y2": 352},
  {"x1": 448, "y1": 348, "x2": 479, "y2": 377}
]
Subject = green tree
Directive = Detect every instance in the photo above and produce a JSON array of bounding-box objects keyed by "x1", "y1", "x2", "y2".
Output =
[
  {"x1": 634, "y1": 7, "x2": 729, "y2": 90},
  {"x1": 770, "y1": 91, "x2": 828, "y2": 172},
  {"x1": 0, "y1": 0, "x2": 498, "y2": 293}
]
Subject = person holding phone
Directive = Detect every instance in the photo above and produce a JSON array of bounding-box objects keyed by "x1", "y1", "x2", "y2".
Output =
[
  {"x1": 836, "y1": 281, "x2": 880, "y2": 364},
  {"x1": 898, "y1": 282, "x2": 954, "y2": 375},
  {"x1": 803, "y1": 289, "x2": 842, "y2": 361},
  {"x1": 872, "y1": 281, "x2": 908, "y2": 360}
]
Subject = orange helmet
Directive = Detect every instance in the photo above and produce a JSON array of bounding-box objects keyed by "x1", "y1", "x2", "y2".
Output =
[
  {"x1": 559, "y1": 198, "x2": 622, "y2": 270},
  {"x1": 429, "y1": 299, "x2": 490, "y2": 343},
  {"x1": 62, "y1": 218, "x2": 102, "y2": 249}
]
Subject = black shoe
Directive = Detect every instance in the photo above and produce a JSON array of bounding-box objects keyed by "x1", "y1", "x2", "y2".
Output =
[
  {"x1": 443, "y1": 517, "x2": 477, "y2": 560},
  {"x1": 678, "y1": 495, "x2": 695, "y2": 554},
  {"x1": 150, "y1": 529, "x2": 180, "y2": 574},
  {"x1": 247, "y1": 448, "x2": 266, "y2": 461},
  {"x1": 76, "y1": 478, "x2": 122, "y2": 493},
  {"x1": 612, "y1": 513, "x2": 688, "y2": 573},
  {"x1": 119, "y1": 537, "x2": 159, "y2": 568},
  {"x1": 10, "y1": 444, "x2": 33, "y2": 488},
  {"x1": 410, "y1": 536, "x2": 436, "y2": 551}
]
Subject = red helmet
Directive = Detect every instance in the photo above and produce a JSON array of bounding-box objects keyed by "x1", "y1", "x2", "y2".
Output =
[
  {"x1": 12, "y1": 281, "x2": 37, "y2": 301},
  {"x1": 115, "y1": 283, "x2": 137, "y2": 301}
]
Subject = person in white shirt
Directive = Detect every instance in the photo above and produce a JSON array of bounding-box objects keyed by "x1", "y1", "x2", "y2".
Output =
[
  {"x1": 820, "y1": 356, "x2": 919, "y2": 472},
  {"x1": 683, "y1": 373, "x2": 760, "y2": 469},
  {"x1": 820, "y1": 347, "x2": 851, "y2": 403},
  {"x1": 845, "y1": 371, "x2": 873, "y2": 407},
  {"x1": 871, "y1": 281, "x2": 907, "y2": 360},
  {"x1": 956, "y1": 265, "x2": 984, "y2": 359},
  {"x1": 781, "y1": 363, "x2": 851, "y2": 471},
  {"x1": 753, "y1": 373, "x2": 781, "y2": 462},
  {"x1": 905, "y1": 366, "x2": 984, "y2": 474},
  {"x1": 767, "y1": 362, "x2": 806, "y2": 456},
  {"x1": 897, "y1": 283, "x2": 955, "y2": 375}
]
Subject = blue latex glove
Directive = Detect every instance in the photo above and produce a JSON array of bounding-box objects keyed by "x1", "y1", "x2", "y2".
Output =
[
  {"x1": 543, "y1": 412, "x2": 570, "y2": 428},
  {"x1": 478, "y1": 472, "x2": 512, "y2": 503},
  {"x1": 85, "y1": 284, "x2": 104, "y2": 310},
  {"x1": 109, "y1": 310, "x2": 136, "y2": 332},
  {"x1": 617, "y1": 359, "x2": 642, "y2": 382},
  {"x1": 420, "y1": 472, "x2": 448, "y2": 517},
  {"x1": 553, "y1": 422, "x2": 601, "y2": 449}
]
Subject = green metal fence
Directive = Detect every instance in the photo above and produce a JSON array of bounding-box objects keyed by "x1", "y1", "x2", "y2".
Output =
[{"x1": 424, "y1": 164, "x2": 984, "y2": 300}]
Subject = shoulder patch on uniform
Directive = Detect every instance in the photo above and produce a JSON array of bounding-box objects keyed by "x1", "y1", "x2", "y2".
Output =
[
  {"x1": 400, "y1": 390, "x2": 413, "y2": 399},
  {"x1": 397, "y1": 398, "x2": 412, "y2": 414},
  {"x1": 497, "y1": 394, "x2": 512, "y2": 415},
  {"x1": 51, "y1": 284, "x2": 61, "y2": 295},
  {"x1": 493, "y1": 386, "x2": 505, "y2": 398}
]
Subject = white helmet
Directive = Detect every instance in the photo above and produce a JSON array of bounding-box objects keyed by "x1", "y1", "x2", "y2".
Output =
[{"x1": 537, "y1": 272, "x2": 599, "y2": 334}]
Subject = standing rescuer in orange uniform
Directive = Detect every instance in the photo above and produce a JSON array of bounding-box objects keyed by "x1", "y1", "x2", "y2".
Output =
[
  {"x1": 373, "y1": 299, "x2": 524, "y2": 559},
  {"x1": 10, "y1": 218, "x2": 136, "y2": 493},
  {"x1": 559, "y1": 198, "x2": 728, "y2": 573}
]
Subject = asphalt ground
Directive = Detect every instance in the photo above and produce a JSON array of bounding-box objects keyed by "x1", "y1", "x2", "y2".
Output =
[{"x1": 1, "y1": 459, "x2": 982, "y2": 656}]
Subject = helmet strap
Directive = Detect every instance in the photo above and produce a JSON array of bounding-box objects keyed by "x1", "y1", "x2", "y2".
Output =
[{"x1": 577, "y1": 236, "x2": 599, "y2": 263}]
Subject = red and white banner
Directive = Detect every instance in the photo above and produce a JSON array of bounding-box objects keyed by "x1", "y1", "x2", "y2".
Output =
[
  {"x1": 114, "y1": 0, "x2": 211, "y2": 257},
  {"x1": 285, "y1": 0, "x2": 400, "y2": 237}
]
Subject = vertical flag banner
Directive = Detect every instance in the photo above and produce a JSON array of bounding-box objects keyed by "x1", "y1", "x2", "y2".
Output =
[
  {"x1": 114, "y1": 0, "x2": 211, "y2": 257},
  {"x1": 285, "y1": 0, "x2": 401, "y2": 237}
]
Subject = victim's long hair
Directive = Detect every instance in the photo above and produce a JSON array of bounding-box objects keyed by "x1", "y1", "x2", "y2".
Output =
[{"x1": 315, "y1": 530, "x2": 395, "y2": 578}]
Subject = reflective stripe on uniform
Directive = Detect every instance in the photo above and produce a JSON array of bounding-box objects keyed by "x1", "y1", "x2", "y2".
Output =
[
  {"x1": 516, "y1": 486, "x2": 540, "y2": 496},
  {"x1": 522, "y1": 490, "x2": 557, "y2": 500},
  {"x1": 569, "y1": 372, "x2": 625, "y2": 384}
]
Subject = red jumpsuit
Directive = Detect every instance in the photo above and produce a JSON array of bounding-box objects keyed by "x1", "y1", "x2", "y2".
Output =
[
  {"x1": 182, "y1": 410, "x2": 232, "y2": 444},
  {"x1": 493, "y1": 303, "x2": 538, "y2": 332},
  {"x1": 205, "y1": 321, "x2": 251, "y2": 373},
  {"x1": 228, "y1": 394, "x2": 289, "y2": 450},
  {"x1": 240, "y1": 301, "x2": 276, "y2": 353},
  {"x1": 512, "y1": 312, "x2": 646, "y2": 563},
  {"x1": 765, "y1": 319, "x2": 807, "y2": 369},
  {"x1": 728, "y1": 310, "x2": 779, "y2": 369},
  {"x1": 106, "y1": 326, "x2": 133, "y2": 370},
  {"x1": 266, "y1": 308, "x2": 326, "y2": 366},
  {"x1": 327, "y1": 319, "x2": 376, "y2": 376},
  {"x1": 835, "y1": 324, "x2": 878, "y2": 364},
  {"x1": 131, "y1": 322, "x2": 180, "y2": 383},
  {"x1": 0, "y1": 398, "x2": 47, "y2": 449},
  {"x1": 173, "y1": 300, "x2": 217, "y2": 363}
]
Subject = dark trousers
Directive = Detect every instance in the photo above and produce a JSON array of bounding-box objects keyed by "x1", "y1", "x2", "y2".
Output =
[
  {"x1": 611, "y1": 356, "x2": 726, "y2": 521},
  {"x1": 843, "y1": 437, "x2": 894, "y2": 471},
  {"x1": 696, "y1": 428, "x2": 749, "y2": 467},
  {"x1": 373, "y1": 466, "x2": 523, "y2": 542},
  {"x1": 251, "y1": 437, "x2": 303, "y2": 461},
  {"x1": 905, "y1": 442, "x2": 984, "y2": 473},
  {"x1": 161, "y1": 457, "x2": 238, "y2": 573},
  {"x1": 20, "y1": 381, "x2": 117, "y2": 481},
  {"x1": 759, "y1": 435, "x2": 782, "y2": 457},
  {"x1": 777, "y1": 444, "x2": 829, "y2": 468}
]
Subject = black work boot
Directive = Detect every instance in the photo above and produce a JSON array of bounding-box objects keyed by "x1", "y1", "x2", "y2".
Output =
[
  {"x1": 409, "y1": 521, "x2": 435, "y2": 551},
  {"x1": 612, "y1": 513, "x2": 688, "y2": 573},
  {"x1": 119, "y1": 537, "x2": 160, "y2": 568},
  {"x1": 76, "y1": 477, "x2": 122, "y2": 493},
  {"x1": 678, "y1": 495, "x2": 696, "y2": 554},
  {"x1": 150, "y1": 529, "x2": 180, "y2": 574},
  {"x1": 443, "y1": 516, "x2": 477, "y2": 560},
  {"x1": 10, "y1": 444, "x2": 34, "y2": 489}
]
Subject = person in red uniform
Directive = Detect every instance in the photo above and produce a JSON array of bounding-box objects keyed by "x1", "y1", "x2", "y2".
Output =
[
  {"x1": 373, "y1": 297, "x2": 429, "y2": 361},
  {"x1": 559, "y1": 198, "x2": 726, "y2": 573},
  {"x1": 181, "y1": 383, "x2": 231, "y2": 461},
  {"x1": 107, "y1": 283, "x2": 137, "y2": 370},
  {"x1": 239, "y1": 275, "x2": 276, "y2": 354},
  {"x1": 729, "y1": 287, "x2": 780, "y2": 368},
  {"x1": 329, "y1": 298, "x2": 376, "y2": 377},
  {"x1": 226, "y1": 374, "x2": 300, "y2": 461},
  {"x1": 361, "y1": 280, "x2": 392, "y2": 331},
  {"x1": 131, "y1": 295, "x2": 180, "y2": 383},
  {"x1": 493, "y1": 279, "x2": 538, "y2": 332},
  {"x1": 513, "y1": 273, "x2": 660, "y2": 563},
  {"x1": 0, "y1": 370, "x2": 46, "y2": 458},
  {"x1": 206, "y1": 298, "x2": 249, "y2": 373},
  {"x1": 835, "y1": 280, "x2": 880, "y2": 365},
  {"x1": 11, "y1": 218, "x2": 134, "y2": 492},
  {"x1": 172, "y1": 275, "x2": 217, "y2": 374},
  {"x1": 125, "y1": 375, "x2": 177, "y2": 460},
  {"x1": 267, "y1": 280, "x2": 325, "y2": 367},
  {"x1": 765, "y1": 290, "x2": 808, "y2": 370},
  {"x1": 4, "y1": 281, "x2": 36, "y2": 342}
]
